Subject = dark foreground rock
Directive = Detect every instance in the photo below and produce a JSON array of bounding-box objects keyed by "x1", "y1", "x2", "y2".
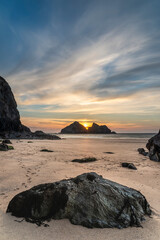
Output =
[
  {"x1": 72, "y1": 157, "x2": 97, "y2": 163},
  {"x1": 146, "y1": 131, "x2": 160, "y2": 162},
  {"x1": 0, "y1": 76, "x2": 60, "y2": 140},
  {"x1": 7, "y1": 172, "x2": 151, "y2": 228},
  {"x1": 122, "y1": 163, "x2": 137, "y2": 170}
]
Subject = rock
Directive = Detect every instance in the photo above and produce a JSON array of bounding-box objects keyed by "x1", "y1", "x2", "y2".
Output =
[
  {"x1": 146, "y1": 130, "x2": 160, "y2": 162},
  {"x1": 8, "y1": 145, "x2": 14, "y2": 150},
  {"x1": 111, "y1": 131, "x2": 116, "y2": 134},
  {"x1": 7, "y1": 172, "x2": 151, "y2": 228},
  {"x1": 137, "y1": 148, "x2": 148, "y2": 156},
  {"x1": 88, "y1": 123, "x2": 112, "y2": 134},
  {"x1": 72, "y1": 157, "x2": 97, "y2": 163},
  {"x1": 0, "y1": 143, "x2": 8, "y2": 151},
  {"x1": 0, "y1": 76, "x2": 61, "y2": 140},
  {"x1": 61, "y1": 121, "x2": 87, "y2": 134},
  {"x1": 0, "y1": 76, "x2": 30, "y2": 133},
  {"x1": 61, "y1": 121, "x2": 116, "y2": 134},
  {"x1": 33, "y1": 131, "x2": 60, "y2": 140},
  {"x1": 2, "y1": 139, "x2": 12, "y2": 144},
  {"x1": 122, "y1": 163, "x2": 137, "y2": 170},
  {"x1": 1, "y1": 130, "x2": 60, "y2": 140},
  {"x1": 0, "y1": 143, "x2": 14, "y2": 151},
  {"x1": 40, "y1": 149, "x2": 54, "y2": 152},
  {"x1": 104, "y1": 152, "x2": 114, "y2": 154}
]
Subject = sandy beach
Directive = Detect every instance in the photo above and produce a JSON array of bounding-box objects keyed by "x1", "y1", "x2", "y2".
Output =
[{"x1": 0, "y1": 137, "x2": 160, "y2": 240}]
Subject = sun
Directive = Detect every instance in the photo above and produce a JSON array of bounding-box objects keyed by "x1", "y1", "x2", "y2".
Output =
[{"x1": 83, "y1": 123, "x2": 89, "y2": 129}]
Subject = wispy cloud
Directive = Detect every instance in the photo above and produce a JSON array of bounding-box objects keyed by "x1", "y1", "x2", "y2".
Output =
[{"x1": 0, "y1": 0, "x2": 159, "y2": 132}]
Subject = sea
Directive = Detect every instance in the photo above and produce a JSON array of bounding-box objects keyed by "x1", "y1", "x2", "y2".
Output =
[{"x1": 56, "y1": 133, "x2": 155, "y2": 140}]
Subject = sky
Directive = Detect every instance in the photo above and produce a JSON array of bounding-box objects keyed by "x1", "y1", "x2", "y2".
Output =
[{"x1": 0, "y1": 0, "x2": 160, "y2": 133}]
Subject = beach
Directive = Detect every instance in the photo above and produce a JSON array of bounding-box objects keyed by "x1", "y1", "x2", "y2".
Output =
[{"x1": 0, "y1": 136, "x2": 160, "y2": 240}]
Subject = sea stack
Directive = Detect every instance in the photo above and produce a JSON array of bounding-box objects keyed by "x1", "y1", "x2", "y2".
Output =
[
  {"x1": 61, "y1": 121, "x2": 88, "y2": 134},
  {"x1": 88, "y1": 122, "x2": 112, "y2": 134},
  {"x1": 61, "y1": 121, "x2": 116, "y2": 134}
]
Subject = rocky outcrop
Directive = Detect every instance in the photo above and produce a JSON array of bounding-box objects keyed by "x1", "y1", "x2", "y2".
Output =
[
  {"x1": 146, "y1": 130, "x2": 160, "y2": 162},
  {"x1": 61, "y1": 121, "x2": 87, "y2": 134},
  {"x1": 0, "y1": 76, "x2": 60, "y2": 140},
  {"x1": 61, "y1": 122, "x2": 116, "y2": 134},
  {"x1": 0, "y1": 129, "x2": 60, "y2": 140},
  {"x1": 88, "y1": 123, "x2": 112, "y2": 134},
  {"x1": 0, "y1": 76, "x2": 30, "y2": 133},
  {"x1": 7, "y1": 172, "x2": 151, "y2": 228},
  {"x1": 32, "y1": 131, "x2": 60, "y2": 140}
]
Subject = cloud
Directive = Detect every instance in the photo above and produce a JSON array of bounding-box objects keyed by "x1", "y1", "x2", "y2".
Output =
[{"x1": 0, "y1": 0, "x2": 160, "y2": 131}]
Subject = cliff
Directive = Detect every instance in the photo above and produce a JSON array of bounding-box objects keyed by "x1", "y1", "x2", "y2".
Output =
[
  {"x1": 0, "y1": 76, "x2": 60, "y2": 140},
  {"x1": 0, "y1": 76, "x2": 30, "y2": 133}
]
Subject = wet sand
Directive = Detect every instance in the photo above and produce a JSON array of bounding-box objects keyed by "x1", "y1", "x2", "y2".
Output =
[{"x1": 0, "y1": 138, "x2": 160, "y2": 240}]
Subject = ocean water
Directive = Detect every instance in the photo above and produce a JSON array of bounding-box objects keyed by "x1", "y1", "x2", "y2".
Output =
[{"x1": 56, "y1": 133, "x2": 155, "y2": 140}]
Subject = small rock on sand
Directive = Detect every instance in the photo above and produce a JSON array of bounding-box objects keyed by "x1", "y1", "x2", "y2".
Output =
[
  {"x1": 121, "y1": 162, "x2": 137, "y2": 170},
  {"x1": 72, "y1": 157, "x2": 97, "y2": 163}
]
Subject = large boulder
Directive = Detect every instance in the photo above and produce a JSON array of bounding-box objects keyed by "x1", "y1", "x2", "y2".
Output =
[
  {"x1": 146, "y1": 130, "x2": 160, "y2": 162},
  {"x1": 61, "y1": 121, "x2": 87, "y2": 134},
  {"x1": 7, "y1": 172, "x2": 151, "y2": 228}
]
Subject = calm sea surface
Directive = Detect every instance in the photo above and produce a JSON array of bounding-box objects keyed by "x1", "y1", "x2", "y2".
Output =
[{"x1": 55, "y1": 133, "x2": 155, "y2": 140}]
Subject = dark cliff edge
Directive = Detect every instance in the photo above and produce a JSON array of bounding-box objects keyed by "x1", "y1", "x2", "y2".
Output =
[{"x1": 0, "y1": 76, "x2": 60, "y2": 140}]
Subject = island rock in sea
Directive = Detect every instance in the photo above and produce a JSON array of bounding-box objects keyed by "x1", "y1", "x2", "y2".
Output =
[
  {"x1": 7, "y1": 172, "x2": 151, "y2": 228},
  {"x1": 88, "y1": 122, "x2": 112, "y2": 134},
  {"x1": 0, "y1": 76, "x2": 60, "y2": 139},
  {"x1": 146, "y1": 130, "x2": 160, "y2": 162},
  {"x1": 61, "y1": 121, "x2": 88, "y2": 134},
  {"x1": 61, "y1": 121, "x2": 116, "y2": 134}
]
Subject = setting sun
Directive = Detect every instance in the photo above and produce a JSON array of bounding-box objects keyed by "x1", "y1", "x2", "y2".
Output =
[{"x1": 83, "y1": 123, "x2": 89, "y2": 129}]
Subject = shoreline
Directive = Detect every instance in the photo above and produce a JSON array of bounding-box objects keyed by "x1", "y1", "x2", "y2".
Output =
[{"x1": 0, "y1": 137, "x2": 160, "y2": 240}]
